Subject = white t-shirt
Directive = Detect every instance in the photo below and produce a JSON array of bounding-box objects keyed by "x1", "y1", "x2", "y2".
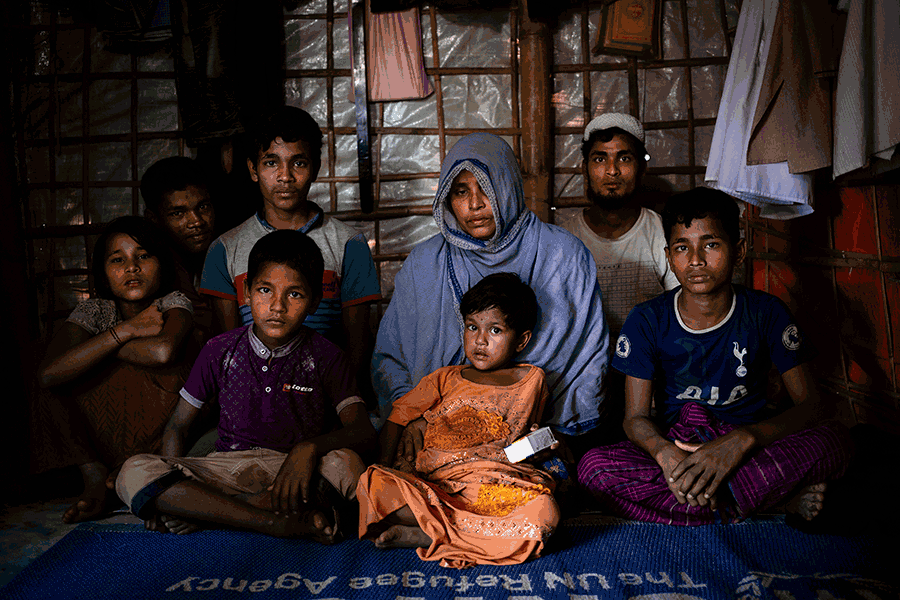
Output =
[{"x1": 563, "y1": 207, "x2": 679, "y2": 336}]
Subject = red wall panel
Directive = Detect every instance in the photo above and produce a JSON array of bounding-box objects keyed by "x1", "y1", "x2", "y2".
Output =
[
  {"x1": 876, "y1": 184, "x2": 900, "y2": 257},
  {"x1": 834, "y1": 266, "x2": 891, "y2": 388},
  {"x1": 748, "y1": 181, "x2": 900, "y2": 431},
  {"x1": 833, "y1": 187, "x2": 878, "y2": 254}
]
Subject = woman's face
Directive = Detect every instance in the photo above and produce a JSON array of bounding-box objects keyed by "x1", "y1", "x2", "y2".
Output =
[
  {"x1": 449, "y1": 170, "x2": 496, "y2": 240},
  {"x1": 104, "y1": 233, "x2": 162, "y2": 303}
]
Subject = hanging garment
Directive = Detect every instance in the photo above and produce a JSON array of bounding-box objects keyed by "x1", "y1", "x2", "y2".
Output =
[
  {"x1": 170, "y1": 0, "x2": 283, "y2": 146},
  {"x1": 705, "y1": 0, "x2": 814, "y2": 219},
  {"x1": 832, "y1": 0, "x2": 900, "y2": 179},
  {"x1": 368, "y1": 5, "x2": 433, "y2": 101},
  {"x1": 350, "y1": 2, "x2": 433, "y2": 102},
  {"x1": 745, "y1": 0, "x2": 839, "y2": 175},
  {"x1": 86, "y1": 0, "x2": 173, "y2": 50}
]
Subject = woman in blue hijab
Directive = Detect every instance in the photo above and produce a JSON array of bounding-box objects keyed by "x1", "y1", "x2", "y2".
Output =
[{"x1": 372, "y1": 133, "x2": 609, "y2": 441}]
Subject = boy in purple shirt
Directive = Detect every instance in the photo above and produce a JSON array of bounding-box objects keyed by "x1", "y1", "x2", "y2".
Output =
[{"x1": 116, "y1": 230, "x2": 376, "y2": 542}]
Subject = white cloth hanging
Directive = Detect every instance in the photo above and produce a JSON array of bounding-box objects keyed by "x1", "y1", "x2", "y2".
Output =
[{"x1": 705, "y1": 0, "x2": 814, "y2": 219}]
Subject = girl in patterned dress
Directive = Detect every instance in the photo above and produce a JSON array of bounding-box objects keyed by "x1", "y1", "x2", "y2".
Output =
[
  {"x1": 358, "y1": 273, "x2": 561, "y2": 568},
  {"x1": 35, "y1": 216, "x2": 194, "y2": 523}
]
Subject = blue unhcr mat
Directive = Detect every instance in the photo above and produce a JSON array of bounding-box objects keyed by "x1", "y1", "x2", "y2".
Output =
[{"x1": 0, "y1": 517, "x2": 895, "y2": 600}]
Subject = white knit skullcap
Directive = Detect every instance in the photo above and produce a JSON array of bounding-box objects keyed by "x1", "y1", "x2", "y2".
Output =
[{"x1": 583, "y1": 113, "x2": 644, "y2": 144}]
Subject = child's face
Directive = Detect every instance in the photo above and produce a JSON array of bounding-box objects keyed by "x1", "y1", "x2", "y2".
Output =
[
  {"x1": 247, "y1": 137, "x2": 318, "y2": 217},
  {"x1": 665, "y1": 215, "x2": 745, "y2": 297},
  {"x1": 104, "y1": 233, "x2": 161, "y2": 303},
  {"x1": 244, "y1": 262, "x2": 318, "y2": 349},
  {"x1": 463, "y1": 307, "x2": 531, "y2": 372}
]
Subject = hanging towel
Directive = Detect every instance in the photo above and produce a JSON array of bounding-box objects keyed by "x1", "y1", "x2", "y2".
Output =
[
  {"x1": 350, "y1": 2, "x2": 433, "y2": 102},
  {"x1": 832, "y1": 0, "x2": 900, "y2": 179},
  {"x1": 705, "y1": 0, "x2": 814, "y2": 219}
]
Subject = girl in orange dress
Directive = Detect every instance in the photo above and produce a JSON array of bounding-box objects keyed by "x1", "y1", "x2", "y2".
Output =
[{"x1": 357, "y1": 272, "x2": 560, "y2": 568}]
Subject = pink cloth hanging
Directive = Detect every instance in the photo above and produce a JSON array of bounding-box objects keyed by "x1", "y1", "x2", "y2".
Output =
[{"x1": 350, "y1": 2, "x2": 433, "y2": 102}]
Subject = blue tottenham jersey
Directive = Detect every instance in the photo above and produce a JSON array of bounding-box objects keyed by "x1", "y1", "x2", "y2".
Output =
[{"x1": 612, "y1": 285, "x2": 814, "y2": 425}]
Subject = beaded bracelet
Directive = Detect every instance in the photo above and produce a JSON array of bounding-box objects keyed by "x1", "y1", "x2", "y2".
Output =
[{"x1": 109, "y1": 326, "x2": 124, "y2": 346}]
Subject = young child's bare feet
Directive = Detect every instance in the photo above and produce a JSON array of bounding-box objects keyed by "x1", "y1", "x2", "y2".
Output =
[
  {"x1": 63, "y1": 462, "x2": 112, "y2": 523},
  {"x1": 786, "y1": 482, "x2": 827, "y2": 521},
  {"x1": 374, "y1": 524, "x2": 431, "y2": 549}
]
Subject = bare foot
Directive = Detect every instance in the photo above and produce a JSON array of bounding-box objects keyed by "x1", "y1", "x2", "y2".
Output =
[
  {"x1": 272, "y1": 509, "x2": 338, "y2": 544},
  {"x1": 145, "y1": 514, "x2": 203, "y2": 535},
  {"x1": 238, "y1": 487, "x2": 341, "y2": 543},
  {"x1": 374, "y1": 524, "x2": 431, "y2": 549},
  {"x1": 104, "y1": 466, "x2": 121, "y2": 490},
  {"x1": 62, "y1": 497, "x2": 110, "y2": 524},
  {"x1": 63, "y1": 462, "x2": 111, "y2": 524},
  {"x1": 786, "y1": 483, "x2": 827, "y2": 521}
]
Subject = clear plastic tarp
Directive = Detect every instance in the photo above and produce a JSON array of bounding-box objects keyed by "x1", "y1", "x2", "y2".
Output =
[{"x1": 18, "y1": 0, "x2": 739, "y2": 334}]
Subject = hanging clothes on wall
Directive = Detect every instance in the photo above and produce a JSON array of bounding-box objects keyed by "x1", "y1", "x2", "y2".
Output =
[
  {"x1": 832, "y1": 0, "x2": 900, "y2": 179},
  {"x1": 745, "y1": 0, "x2": 839, "y2": 175},
  {"x1": 705, "y1": 0, "x2": 814, "y2": 219},
  {"x1": 170, "y1": 0, "x2": 283, "y2": 146},
  {"x1": 57, "y1": 0, "x2": 172, "y2": 51},
  {"x1": 354, "y1": 1, "x2": 433, "y2": 102},
  {"x1": 92, "y1": 0, "x2": 173, "y2": 50}
]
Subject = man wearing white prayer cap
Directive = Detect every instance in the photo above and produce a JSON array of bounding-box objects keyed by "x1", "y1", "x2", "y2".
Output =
[{"x1": 560, "y1": 113, "x2": 679, "y2": 436}]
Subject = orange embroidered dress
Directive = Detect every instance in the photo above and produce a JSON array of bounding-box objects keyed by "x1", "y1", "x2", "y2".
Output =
[{"x1": 357, "y1": 364, "x2": 560, "y2": 568}]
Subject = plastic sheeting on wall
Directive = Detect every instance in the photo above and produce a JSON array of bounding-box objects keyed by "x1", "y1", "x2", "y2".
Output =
[{"x1": 18, "y1": 0, "x2": 739, "y2": 333}]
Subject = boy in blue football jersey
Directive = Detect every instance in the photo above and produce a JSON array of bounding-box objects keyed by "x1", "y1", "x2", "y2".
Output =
[{"x1": 577, "y1": 187, "x2": 853, "y2": 525}]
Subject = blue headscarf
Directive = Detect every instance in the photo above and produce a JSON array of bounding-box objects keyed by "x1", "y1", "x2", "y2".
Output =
[{"x1": 372, "y1": 133, "x2": 609, "y2": 435}]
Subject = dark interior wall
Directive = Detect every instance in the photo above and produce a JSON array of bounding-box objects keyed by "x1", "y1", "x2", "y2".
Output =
[
  {"x1": 1, "y1": 1, "x2": 34, "y2": 495},
  {"x1": 747, "y1": 178, "x2": 900, "y2": 433}
]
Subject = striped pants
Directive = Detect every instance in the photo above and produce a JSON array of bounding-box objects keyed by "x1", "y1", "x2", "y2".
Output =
[{"x1": 577, "y1": 403, "x2": 854, "y2": 525}]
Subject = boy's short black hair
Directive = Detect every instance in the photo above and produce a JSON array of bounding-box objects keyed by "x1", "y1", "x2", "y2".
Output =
[
  {"x1": 249, "y1": 106, "x2": 323, "y2": 170},
  {"x1": 460, "y1": 272, "x2": 538, "y2": 336},
  {"x1": 662, "y1": 186, "x2": 741, "y2": 246},
  {"x1": 92, "y1": 216, "x2": 176, "y2": 300},
  {"x1": 246, "y1": 230, "x2": 324, "y2": 299},
  {"x1": 580, "y1": 127, "x2": 648, "y2": 173},
  {"x1": 140, "y1": 157, "x2": 208, "y2": 215}
]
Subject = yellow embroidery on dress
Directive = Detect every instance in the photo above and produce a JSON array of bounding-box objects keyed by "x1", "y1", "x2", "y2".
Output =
[
  {"x1": 425, "y1": 405, "x2": 510, "y2": 450},
  {"x1": 465, "y1": 483, "x2": 550, "y2": 517}
]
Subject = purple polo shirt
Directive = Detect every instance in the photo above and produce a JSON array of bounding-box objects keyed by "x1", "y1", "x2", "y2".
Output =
[{"x1": 180, "y1": 325, "x2": 362, "y2": 453}]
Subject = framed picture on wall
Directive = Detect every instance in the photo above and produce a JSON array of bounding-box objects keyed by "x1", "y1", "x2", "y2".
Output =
[{"x1": 593, "y1": 0, "x2": 663, "y2": 60}]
